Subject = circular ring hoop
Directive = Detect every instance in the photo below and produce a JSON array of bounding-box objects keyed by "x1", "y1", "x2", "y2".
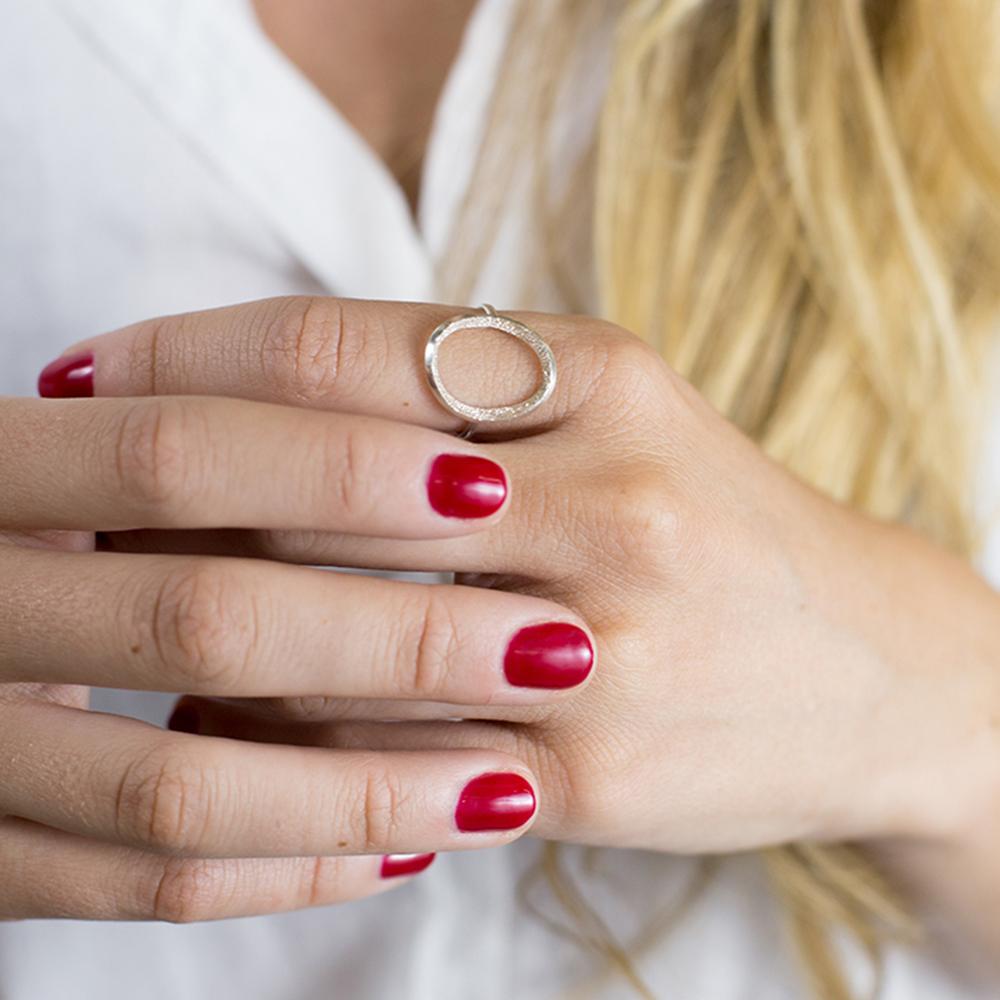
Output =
[{"x1": 423, "y1": 307, "x2": 557, "y2": 423}]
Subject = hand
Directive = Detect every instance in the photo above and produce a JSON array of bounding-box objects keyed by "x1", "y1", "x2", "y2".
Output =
[
  {"x1": 56, "y1": 296, "x2": 1000, "y2": 863},
  {"x1": 0, "y1": 337, "x2": 617, "y2": 924}
]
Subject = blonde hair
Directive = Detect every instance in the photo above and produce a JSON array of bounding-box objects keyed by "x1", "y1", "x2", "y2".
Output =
[{"x1": 442, "y1": 0, "x2": 1000, "y2": 997}]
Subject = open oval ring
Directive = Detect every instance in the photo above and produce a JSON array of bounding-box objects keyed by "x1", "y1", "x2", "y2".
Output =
[{"x1": 423, "y1": 304, "x2": 557, "y2": 424}]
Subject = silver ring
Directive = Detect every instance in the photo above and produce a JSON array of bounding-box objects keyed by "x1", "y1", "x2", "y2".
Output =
[{"x1": 423, "y1": 304, "x2": 557, "y2": 425}]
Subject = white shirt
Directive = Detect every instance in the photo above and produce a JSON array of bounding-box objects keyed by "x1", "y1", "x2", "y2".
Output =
[{"x1": 0, "y1": 2, "x2": 996, "y2": 997}]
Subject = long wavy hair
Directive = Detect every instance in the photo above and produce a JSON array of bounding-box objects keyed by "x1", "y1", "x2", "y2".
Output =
[{"x1": 439, "y1": 1, "x2": 1000, "y2": 997}]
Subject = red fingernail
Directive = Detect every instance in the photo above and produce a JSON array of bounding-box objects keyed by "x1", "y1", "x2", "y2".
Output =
[
  {"x1": 427, "y1": 454, "x2": 507, "y2": 518},
  {"x1": 504, "y1": 622, "x2": 594, "y2": 689},
  {"x1": 455, "y1": 773, "x2": 536, "y2": 832},
  {"x1": 38, "y1": 352, "x2": 95, "y2": 398},
  {"x1": 167, "y1": 704, "x2": 200, "y2": 734},
  {"x1": 380, "y1": 853, "x2": 437, "y2": 879}
]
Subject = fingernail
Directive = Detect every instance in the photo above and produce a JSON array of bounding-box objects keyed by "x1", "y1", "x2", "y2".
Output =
[
  {"x1": 380, "y1": 853, "x2": 437, "y2": 879},
  {"x1": 167, "y1": 704, "x2": 200, "y2": 734},
  {"x1": 504, "y1": 622, "x2": 594, "y2": 689},
  {"x1": 455, "y1": 772, "x2": 536, "y2": 832},
  {"x1": 38, "y1": 352, "x2": 95, "y2": 398},
  {"x1": 427, "y1": 454, "x2": 507, "y2": 518}
]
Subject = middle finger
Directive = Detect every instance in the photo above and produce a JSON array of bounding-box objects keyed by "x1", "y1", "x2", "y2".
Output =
[{"x1": 2, "y1": 395, "x2": 510, "y2": 536}]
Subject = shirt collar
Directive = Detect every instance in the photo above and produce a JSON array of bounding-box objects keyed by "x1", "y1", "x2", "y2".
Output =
[{"x1": 51, "y1": 0, "x2": 437, "y2": 299}]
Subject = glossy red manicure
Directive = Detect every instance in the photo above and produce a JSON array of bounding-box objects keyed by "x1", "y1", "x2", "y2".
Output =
[
  {"x1": 504, "y1": 622, "x2": 594, "y2": 689},
  {"x1": 380, "y1": 853, "x2": 437, "y2": 879},
  {"x1": 455, "y1": 773, "x2": 536, "y2": 832},
  {"x1": 38, "y1": 352, "x2": 95, "y2": 398},
  {"x1": 427, "y1": 454, "x2": 507, "y2": 518},
  {"x1": 167, "y1": 704, "x2": 200, "y2": 734}
]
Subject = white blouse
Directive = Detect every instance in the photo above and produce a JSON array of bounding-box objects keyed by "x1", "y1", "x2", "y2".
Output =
[{"x1": 0, "y1": 1, "x2": 996, "y2": 998}]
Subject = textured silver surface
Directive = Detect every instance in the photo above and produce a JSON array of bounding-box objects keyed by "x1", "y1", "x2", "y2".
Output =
[{"x1": 423, "y1": 311, "x2": 557, "y2": 423}]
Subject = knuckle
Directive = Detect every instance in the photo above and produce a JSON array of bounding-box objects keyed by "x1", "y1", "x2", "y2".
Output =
[
  {"x1": 145, "y1": 562, "x2": 261, "y2": 691},
  {"x1": 322, "y1": 424, "x2": 374, "y2": 522},
  {"x1": 261, "y1": 297, "x2": 389, "y2": 405},
  {"x1": 150, "y1": 858, "x2": 230, "y2": 924},
  {"x1": 111, "y1": 398, "x2": 200, "y2": 515},
  {"x1": 115, "y1": 745, "x2": 217, "y2": 855},
  {"x1": 592, "y1": 467, "x2": 681, "y2": 574},
  {"x1": 298, "y1": 856, "x2": 348, "y2": 908},
  {"x1": 597, "y1": 330, "x2": 673, "y2": 411},
  {"x1": 534, "y1": 729, "x2": 622, "y2": 834},
  {"x1": 124, "y1": 316, "x2": 173, "y2": 393},
  {"x1": 394, "y1": 590, "x2": 462, "y2": 700},
  {"x1": 345, "y1": 761, "x2": 409, "y2": 852}
]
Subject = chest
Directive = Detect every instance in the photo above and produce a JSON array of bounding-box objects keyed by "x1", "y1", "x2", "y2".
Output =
[{"x1": 250, "y1": 0, "x2": 476, "y2": 211}]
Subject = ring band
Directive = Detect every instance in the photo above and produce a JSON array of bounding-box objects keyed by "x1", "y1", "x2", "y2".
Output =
[{"x1": 423, "y1": 304, "x2": 557, "y2": 425}]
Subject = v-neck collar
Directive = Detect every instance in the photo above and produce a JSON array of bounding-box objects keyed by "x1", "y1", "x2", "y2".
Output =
[{"x1": 49, "y1": 0, "x2": 510, "y2": 301}]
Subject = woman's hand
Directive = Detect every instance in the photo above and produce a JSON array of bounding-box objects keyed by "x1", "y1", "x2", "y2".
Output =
[
  {"x1": 44, "y1": 297, "x2": 1000, "y2": 947},
  {"x1": 0, "y1": 344, "x2": 621, "y2": 923}
]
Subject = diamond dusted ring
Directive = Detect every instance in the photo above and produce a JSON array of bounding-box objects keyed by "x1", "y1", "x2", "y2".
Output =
[{"x1": 423, "y1": 304, "x2": 557, "y2": 429}]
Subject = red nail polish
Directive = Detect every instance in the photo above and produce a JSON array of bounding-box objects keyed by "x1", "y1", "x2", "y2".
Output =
[
  {"x1": 167, "y1": 704, "x2": 200, "y2": 734},
  {"x1": 38, "y1": 352, "x2": 95, "y2": 398},
  {"x1": 455, "y1": 773, "x2": 536, "y2": 832},
  {"x1": 380, "y1": 853, "x2": 437, "y2": 879},
  {"x1": 504, "y1": 622, "x2": 594, "y2": 689},
  {"x1": 427, "y1": 454, "x2": 507, "y2": 518}
]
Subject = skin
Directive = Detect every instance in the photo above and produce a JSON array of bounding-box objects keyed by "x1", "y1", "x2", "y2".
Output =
[
  {"x1": 13, "y1": 296, "x2": 999, "y2": 983},
  {"x1": 245, "y1": 6, "x2": 1000, "y2": 979},
  {"x1": 0, "y1": 344, "x2": 563, "y2": 917},
  {"x1": 3, "y1": 0, "x2": 997, "y2": 986},
  {"x1": 251, "y1": 0, "x2": 478, "y2": 211}
]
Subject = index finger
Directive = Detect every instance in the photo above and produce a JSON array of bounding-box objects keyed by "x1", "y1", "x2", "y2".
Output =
[{"x1": 38, "y1": 297, "x2": 609, "y2": 433}]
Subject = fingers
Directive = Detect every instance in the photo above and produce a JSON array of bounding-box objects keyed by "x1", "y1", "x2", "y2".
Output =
[
  {"x1": 96, "y1": 429, "x2": 591, "y2": 580},
  {"x1": 97, "y1": 522, "x2": 571, "y2": 578},
  {"x1": 0, "y1": 396, "x2": 512, "y2": 536},
  {"x1": 171, "y1": 703, "x2": 568, "y2": 843},
  {"x1": 0, "y1": 548, "x2": 595, "y2": 704},
  {"x1": 42, "y1": 297, "x2": 614, "y2": 433},
  {"x1": 0, "y1": 700, "x2": 539, "y2": 858},
  {"x1": 0, "y1": 817, "x2": 431, "y2": 922}
]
